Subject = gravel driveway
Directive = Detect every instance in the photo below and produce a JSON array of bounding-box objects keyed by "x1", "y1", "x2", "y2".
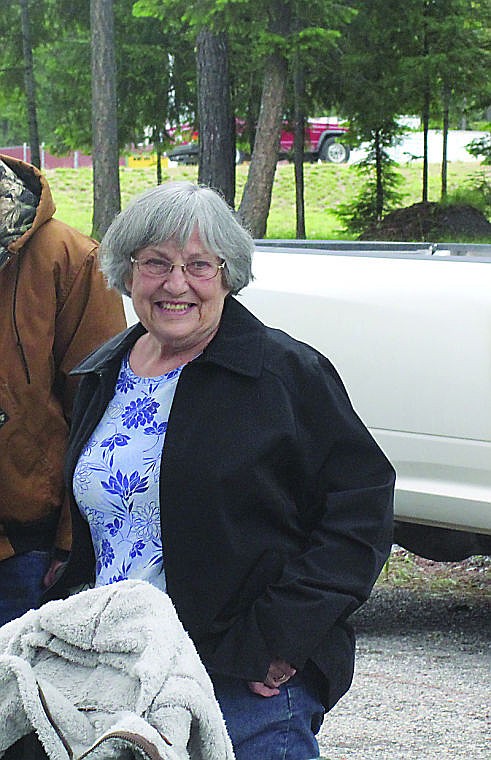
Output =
[{"x1": 317, "y1": 558, "x2": 490, "y2": 760}]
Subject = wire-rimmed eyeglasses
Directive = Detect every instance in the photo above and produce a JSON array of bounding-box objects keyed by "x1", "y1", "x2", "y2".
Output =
[{"x1": 130, "y1": 256, "x2": 226, "y2": 280}]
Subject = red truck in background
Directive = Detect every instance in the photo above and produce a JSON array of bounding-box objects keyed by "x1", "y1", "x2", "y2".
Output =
[
  {"x1": 167, "y1": 117, "x2": 350, "y2": 164},
  {"x1": 278, "y1": 117, "x2": 350, "y2": 163}
]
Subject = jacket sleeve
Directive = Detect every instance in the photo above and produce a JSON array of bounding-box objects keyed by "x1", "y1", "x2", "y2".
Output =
[
  {"x1": 253, "y1": 356, "x2": 395, "y2": 669},
  {"x1": 206, "y1": 352, "x2": 395, "y2": 681},
  {"x1": 51, "y1": 239, "x2": 126, "y2": 551}
]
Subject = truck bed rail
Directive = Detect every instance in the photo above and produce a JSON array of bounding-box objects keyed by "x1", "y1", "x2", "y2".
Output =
[{"x1": 255, "y1": 239, "x2": 491, "y2": 259}]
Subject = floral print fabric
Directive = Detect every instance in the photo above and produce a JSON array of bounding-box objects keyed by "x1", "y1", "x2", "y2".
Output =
[{"x1": 73, "y1": 352, "x2": 184, "y2": 591}]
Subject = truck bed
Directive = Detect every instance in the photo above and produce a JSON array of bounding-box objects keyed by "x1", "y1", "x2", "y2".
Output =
[{"x1": 239, "y1": 242, "x2": 491, "y2": 541}]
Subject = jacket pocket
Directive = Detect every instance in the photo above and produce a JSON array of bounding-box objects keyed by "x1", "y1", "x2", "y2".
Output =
[
  {"x1": 211, "y1": 548, "x2": 286, "y2": 630},
  {"x1": 0, "y1": 382, "x2": 66, "y2": 520}
]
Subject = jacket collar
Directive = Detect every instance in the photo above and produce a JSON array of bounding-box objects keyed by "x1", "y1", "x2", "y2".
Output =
[
  {"x1": 72, "y1": 296, "x2": 266, "y2": 378},
  {"x1": 72, "y1": 322, "x2": 146, "y2": 375},
  {"x1": 198, "y1": 295, "x2": 265, "y2": 378}
]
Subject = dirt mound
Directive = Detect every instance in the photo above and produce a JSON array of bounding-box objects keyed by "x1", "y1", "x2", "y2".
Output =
[{"x1": 360, "y1": 201, "x2": 491, "y2": 241}]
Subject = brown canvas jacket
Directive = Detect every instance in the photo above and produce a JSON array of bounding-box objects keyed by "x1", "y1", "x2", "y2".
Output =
[{"x1": 0, "y1": 154, "x2": 126, "y2": 561}]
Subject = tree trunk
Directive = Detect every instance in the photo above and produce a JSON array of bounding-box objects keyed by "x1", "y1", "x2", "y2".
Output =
[
  {"x1": 293, "y1": 59, "x2": 305, "y2": 239},
  {"x1": 238, "y1": 0, "x2": 290, "y2": 238},
  {"x1": 197, "y1": 28, "x2": 235, "y2": 209},
  {"x1": 156, "y1": 147, "x2": 162, "y2": 186},
  {"x1": 421, "y1": 4, "x2": 430, "y2": 203},
  {"x1": 441, "y1": 84, "x2": 450, "y2": 200},
  {"x1": 375, "y1": 130, "x2": 384, "y2": 221},
  {"x1": 19, "y1": 0, "x2": 40, "y2": 168},
  {"x1": 422, "y1": 88, "x2": 430, "y2": 203},
  {"x1": 238, "y1": 52, "x2": 287, "y2": 238},
  {"x1": 90, "y1": 0, "x2": 121, "y2": 240}
]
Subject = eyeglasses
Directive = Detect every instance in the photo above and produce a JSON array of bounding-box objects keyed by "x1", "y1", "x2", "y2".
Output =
[{"x1": 130, "y1": 256, "x2": 226, "y2": 280}]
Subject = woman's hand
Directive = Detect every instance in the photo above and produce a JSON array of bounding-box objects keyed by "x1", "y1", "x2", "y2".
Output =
[{"x1": 247, "y1": 659, "x2": 297, "y2": 697}]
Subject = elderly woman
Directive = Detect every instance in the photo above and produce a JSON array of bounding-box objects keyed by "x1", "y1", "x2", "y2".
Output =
[{"x1": 48, "y1": 181, "x2": 395, "y2": 760}]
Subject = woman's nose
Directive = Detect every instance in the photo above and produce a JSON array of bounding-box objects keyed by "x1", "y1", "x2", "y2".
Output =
[{"x1": 163, "y1": 264, "x2": 188, "y2": 290}]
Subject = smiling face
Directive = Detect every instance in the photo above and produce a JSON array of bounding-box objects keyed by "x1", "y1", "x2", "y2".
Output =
[{"x1": 126, "y1": 228, "x2": 230, "y2": 361}]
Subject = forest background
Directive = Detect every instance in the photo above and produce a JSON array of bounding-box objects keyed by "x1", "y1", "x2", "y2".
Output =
[{"x1": 1, "y1": 0, "x2": 490, "y2": 240}]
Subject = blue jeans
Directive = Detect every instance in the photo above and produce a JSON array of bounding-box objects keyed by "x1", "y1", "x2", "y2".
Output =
[
  {"x1": 0, "y1": 551, "x2": 51, "y2": 627},
  {"x1": 211, "y1": 671, "x2": 324, "y2": 760}
]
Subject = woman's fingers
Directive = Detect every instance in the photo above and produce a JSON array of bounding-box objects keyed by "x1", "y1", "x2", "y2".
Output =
[{"x1": 247, "y1": 659, "x2": 297, "y2": 697}]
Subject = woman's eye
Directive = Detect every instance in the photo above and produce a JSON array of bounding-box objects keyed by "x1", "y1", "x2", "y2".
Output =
[{"x1": 147, "y1": 259, "x2": 168, "y2": 267}]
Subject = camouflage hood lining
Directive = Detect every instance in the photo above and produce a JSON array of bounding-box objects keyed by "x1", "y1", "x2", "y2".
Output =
[{"x1": 0, "y1": 158, "x2": 39, "y2": 270}]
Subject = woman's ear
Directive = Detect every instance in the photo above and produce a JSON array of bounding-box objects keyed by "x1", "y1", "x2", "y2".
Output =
[{"x1": 124, "y1": 273, "x2": 133, "y2": 295}]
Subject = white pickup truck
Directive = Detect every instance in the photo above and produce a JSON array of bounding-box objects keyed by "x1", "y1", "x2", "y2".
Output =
[
  {"x1": 239, "y1": 240, "x2": 491, "y2": 561},
  {"x1": 123, "y1": 240, "x2": 491, "y2": 561}
]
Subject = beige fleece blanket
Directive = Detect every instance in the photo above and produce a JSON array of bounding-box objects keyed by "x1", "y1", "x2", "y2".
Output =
[{"x1": 0, "y1": 580, "x2": 235, "y2": 760}]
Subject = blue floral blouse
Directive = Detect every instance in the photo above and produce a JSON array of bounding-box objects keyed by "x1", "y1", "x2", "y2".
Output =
[{"x1": 73, "y1": 352, "x2": 184, "y2": 591}]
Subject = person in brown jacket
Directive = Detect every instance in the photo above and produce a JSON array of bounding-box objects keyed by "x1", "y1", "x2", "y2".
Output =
[{"x1": 0, "y1": 154, "x2": 126, "y2": 626}]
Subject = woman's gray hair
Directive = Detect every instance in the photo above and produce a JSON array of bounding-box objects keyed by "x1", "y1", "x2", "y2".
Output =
[{"x1": 99, "y1": 181, "x2": 254, "y2": 296}]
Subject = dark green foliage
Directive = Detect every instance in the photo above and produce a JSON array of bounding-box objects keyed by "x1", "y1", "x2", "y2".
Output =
[
  {"x1": 335, "y1": 0, "x2": 408, "y2": 234},
  {"x1": 336, "y1": 156, "x2": 404, "y2": 235},
  {"x1": 467, "y1": 134, "x2": 491, "y2": 165},
  {"x1": 0, "y1": 0, "x2": 195, "y2": 153}
]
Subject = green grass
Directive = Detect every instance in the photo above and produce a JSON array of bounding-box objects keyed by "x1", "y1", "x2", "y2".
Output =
[
  {"x1": 46, "y1": 160, "x2": 490, "y2": 241},
  {"x1": 378, "y1": 547, "x2": 490, "y2": 596}
]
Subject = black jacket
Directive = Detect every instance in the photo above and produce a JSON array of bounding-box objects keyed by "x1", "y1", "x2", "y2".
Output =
[{"x1": 48, "y1": 295, "x2": 395, "y2": 711}]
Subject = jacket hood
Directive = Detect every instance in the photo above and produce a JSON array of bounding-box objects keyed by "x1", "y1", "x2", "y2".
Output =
[{"x1": 0, "y1": 154, "x2": 55, "y2": 269}]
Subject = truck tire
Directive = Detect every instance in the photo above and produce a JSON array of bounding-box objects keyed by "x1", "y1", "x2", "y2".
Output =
[
  {"x1": 319, "y1": 137, "x2": 350, "y2": 164},
  {"x1": 394, "y1": 521, "x2": 491, "y2": 562}
]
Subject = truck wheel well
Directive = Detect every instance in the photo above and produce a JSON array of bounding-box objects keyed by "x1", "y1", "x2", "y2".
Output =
[{"x1": 393, "y1": 521, "x2": 491, "y2": 562}]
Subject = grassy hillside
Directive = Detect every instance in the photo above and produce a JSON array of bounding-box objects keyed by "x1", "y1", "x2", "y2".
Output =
[{"x1": 46, "y1": 160, "x2": 489, "y2": 240}]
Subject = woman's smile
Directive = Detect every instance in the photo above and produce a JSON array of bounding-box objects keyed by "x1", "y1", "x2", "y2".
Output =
[{"x1": 156, "y1": 300, "x2": 195, "y2": 313}]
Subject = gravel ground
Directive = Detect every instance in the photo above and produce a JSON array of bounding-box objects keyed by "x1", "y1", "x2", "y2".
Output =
[{"x1": 317, "y1": 556, "x2": 490, "y2": 760}]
